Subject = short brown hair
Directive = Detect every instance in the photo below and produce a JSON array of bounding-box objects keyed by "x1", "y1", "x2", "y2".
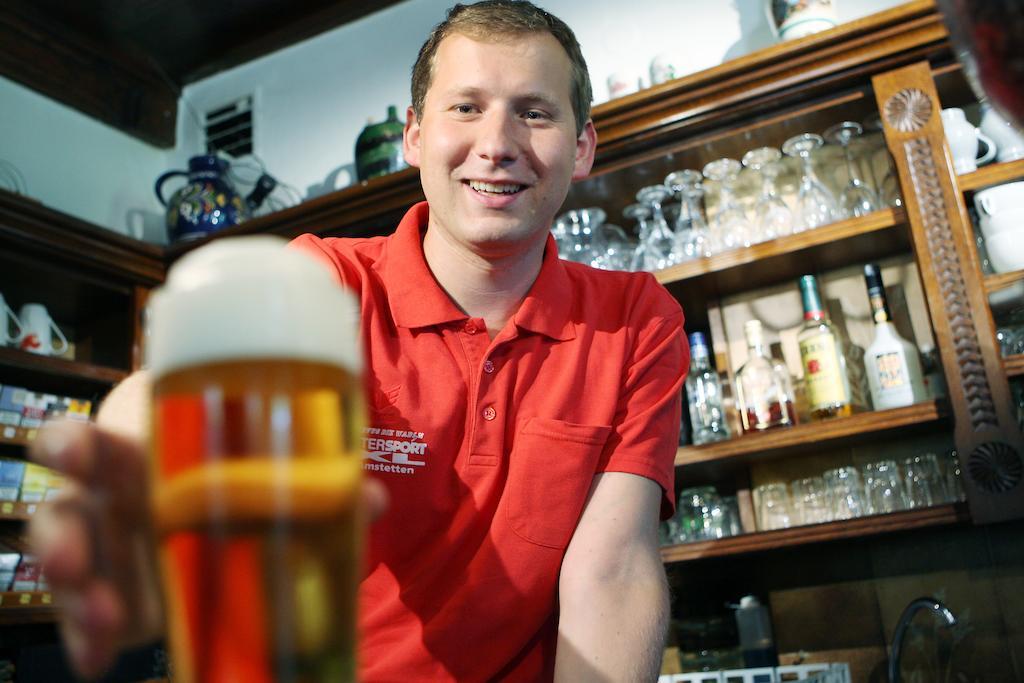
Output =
[{"x1": 411, "y1": 1, "x2": 593, "y2": 135}]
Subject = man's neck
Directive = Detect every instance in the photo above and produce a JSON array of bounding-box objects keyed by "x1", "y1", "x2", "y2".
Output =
[{"x1": 421, "y1": 226, "x2": 546, "y2": 338}]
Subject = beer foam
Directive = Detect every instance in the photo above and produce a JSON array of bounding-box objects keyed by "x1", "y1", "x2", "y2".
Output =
[{"x1": 146, "y1": 236, "x2": 361, "y2": 377}]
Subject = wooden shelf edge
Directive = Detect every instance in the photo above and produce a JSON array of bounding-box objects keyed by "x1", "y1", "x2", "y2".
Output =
[
  {"x1": 0, "y1": 346, "x2": 127, "y2": 386},
  {"x1": 654, "y1": 208, "x2": 903, "y2": 286},
  {"x1": 675, "y1": 400, "x2": 946, "y2": 467},
  {"x1": 0, "y1": 501, "x2": 43, "y2": 521},
  {"x1": 986, "y1": 270, "x2": 1024, "y2": 294},
  {"x1": 660, "y1": 503, "x2": 968, "y2": 563},
  {"x1": 0, "y1": 591, "x2": 57, "y2": 625},
  {"x1": 1005, "y1": 354, "x2": 1024, "y2": 378},
  {"x1": 957, "y1": 159, "x2": 1024, "y2": 192}
]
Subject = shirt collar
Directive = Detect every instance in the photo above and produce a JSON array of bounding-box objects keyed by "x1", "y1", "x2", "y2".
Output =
[{"x1": 376, "y1": 201, "x2": 575, "y2": 341}]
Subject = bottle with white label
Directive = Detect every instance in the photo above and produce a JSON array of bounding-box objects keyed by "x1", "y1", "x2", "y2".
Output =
[{"x1": 862, "y1": 264, "x2": 928, "y2": 409}]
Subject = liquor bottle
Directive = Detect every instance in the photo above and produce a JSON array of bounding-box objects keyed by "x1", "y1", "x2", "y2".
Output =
[
  {"x1": 862, "y1": 264, "x2": 928, "y2": 409},
  {"x1": 685, "y1": 332, "x2": 731, "y2": 444},
  {"x1": 735, "y1": 320, "x2": 797, "y2": 432},
  {"x1": 797, "y1": 275, "x2": 860, "y2": 420}
]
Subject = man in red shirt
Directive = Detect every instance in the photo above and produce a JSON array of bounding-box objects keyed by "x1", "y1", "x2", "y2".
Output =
[{"x1": 30, "y1": 2, "x2": 687, "y2": 681}]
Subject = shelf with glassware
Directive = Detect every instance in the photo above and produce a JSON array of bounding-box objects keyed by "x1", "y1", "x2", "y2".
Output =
[{"x1": 659, "y1": 501, "x2": 969, "y2": 564}]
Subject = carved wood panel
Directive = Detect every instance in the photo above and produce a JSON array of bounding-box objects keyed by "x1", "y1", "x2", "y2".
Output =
[{"x1": 873, "y1": 63, "x2": 1024, "y2": 523}]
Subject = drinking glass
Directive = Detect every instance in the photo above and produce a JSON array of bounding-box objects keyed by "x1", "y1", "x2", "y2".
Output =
[
  {"x1": 863, "y1": 113, "x2": 904, "y2": 208},
  {"x1": 702, "y1": 157, "x2": 752, "y2": 251},
  {"x1": 824, "y1": 121, "x2": 880, "y2": 218},
  {"x1": 636, "y1": 185, "x2": 678, "y2": 271},
  {"x1": 556, "y1": 207, "x2": 606, "y2": 265},
  {"x1": 823, "y1": 466, "x2": 866, "y2": 520},
  {"x1": 665, "y1": 169, "x2": 711, "y2": 259},
  {"x1": 755, "y1": 483, "x2": 792, "y2": 531},
  {"x1": 902, "y1": 453, "x2": 946, "y2": 508},
  {"x1": 623, "y1": 203, "x2": 652, "y2": 272},
  {"x1": 944, "y1": 450, "x2": 967, "y2": 502},
  {"x1": 597, "y1": 223, "x2": 635, "y2": 271},
  {"x1": 741, "y1": 146, "x2": 793, "y2": 242},
  {"x1": 863, "y1": 459, "x2": 910, "y2": 514},
  {"x1": 782, "y1": 133, "x2": 839, "y2": 231},
  {"x1": 678, "y1": 486, "x2": 728, "y2": 541},
  {"x1": 790, "y1": 476, "x2": 832, "y2": 525}
]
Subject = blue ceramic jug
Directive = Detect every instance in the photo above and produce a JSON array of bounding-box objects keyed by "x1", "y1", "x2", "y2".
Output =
[{"x1": 155, "y1": 155, "x2": 264, "y2": 242}]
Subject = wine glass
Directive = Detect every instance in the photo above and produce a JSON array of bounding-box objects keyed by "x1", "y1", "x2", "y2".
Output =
[
  {"x1": 636, "y1": 185, "x2": 677, "y2": 271},
  {"x1": 555, "y1": 207, "x2": 606, "y2": 264},
  {"x1": 863, "y1": 113, "x2": 903, "y2": 208},
  {"x1": 664, "y1": 169, "x2": 710, "y2": 260},
  {"x1": 782, "y1": 133, "x2": 839, "y2": 232},
  {"x1": 823, "y1": 121, "x2": 880, "y2": 218},
  {"x1": 623, "y1": 203, "x2": 652, "y2": 272},
  {"x1": 741, "y1": 146, "x2": 793, "y2": 242},
  {"x1": 702, "y1": 157, "x2": 751, "y2": 251},
  {"x1": 597, "y1": 223, "x2": 635, "y2": 271}
]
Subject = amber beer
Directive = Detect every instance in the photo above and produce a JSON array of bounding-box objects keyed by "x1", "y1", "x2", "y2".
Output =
[{"x1": 146, "y1": 238, "x2": 364, "y2": 683}]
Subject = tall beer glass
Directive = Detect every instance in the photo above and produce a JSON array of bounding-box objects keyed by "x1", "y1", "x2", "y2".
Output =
[{"x1": 146, "y1": 237, "x2": 364, "y2": 683}]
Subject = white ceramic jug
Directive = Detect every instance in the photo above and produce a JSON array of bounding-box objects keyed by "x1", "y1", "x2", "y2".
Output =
[
  {"x1": 980, "y1": 105, "x2": 1024, "y2": 163},
  {"x1": 941, "y1": 108, "x2": 996, "y2": 174},
  {"x1": 17, "y1": 303, "x2": 68, "y2": 356}
]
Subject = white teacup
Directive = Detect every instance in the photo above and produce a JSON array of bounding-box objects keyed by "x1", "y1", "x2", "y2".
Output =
[
  {"x1": 980, "y1": 105, "x2": 1024, "y2": 163},
  {"x1": 941, "y1": 108, "x2": 996, "y2": 174},
  {"x1": 606, "y1": 72, "x2": 642, "y2": 100},
  {"x1": 17, "y1": 303, "x2": 68, "y2": 356},
  {"x1": 986, "y1": 229, "x2": 1024, "y2": 274},
  {"x1": 979, "y1": 207, "x2": 1024, "y2": 241},
  {"x1": 974, "y1": 181, "x2": 1024, "y2": 217},
  {"x1": 0, "y1": 293, "x2": 22, "y2": 346}
]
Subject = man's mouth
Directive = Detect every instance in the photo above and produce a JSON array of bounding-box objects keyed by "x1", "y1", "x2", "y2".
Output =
[{"x1": 467, "y1": 180, "x2": 525, "y2": 195}]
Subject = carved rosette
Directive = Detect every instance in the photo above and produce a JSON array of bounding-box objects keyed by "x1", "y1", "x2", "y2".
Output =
[
  {"x1": 901, "y1": 135, "x2": 998, "y2": 431},
  {"x1": 884, "y1": 88, "x2": 932, "y2": 132}
]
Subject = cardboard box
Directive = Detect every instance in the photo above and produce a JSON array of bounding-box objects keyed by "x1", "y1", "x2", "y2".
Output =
[
  {"x1": 0, "y1": 385, "x2": 26, "y2": 428},
  {"x1": 66, "y1": 397, "x2": 93, "y2": 422},
  {"x1": 0, "y1": 459, "x2": 26, "y2": 502},
  {"x1": 18, "y1": 463, "x2": 51, "y2": 503},
  {"x1": 11, "y1": 554, "x2": 40, "y2": 592},
  {"x1": 19, "y1": 392, "x2": 48, "y2": 430},
  {"x1": 0, "y1": 542, "x2": 19, "y2": 592}
]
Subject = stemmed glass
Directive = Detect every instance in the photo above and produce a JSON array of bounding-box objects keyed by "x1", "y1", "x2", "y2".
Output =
[
  {"x1": 623, "y1": 203, "x2": 652, "y2": 272},
  {"x1": 741, "y1": 147, "x2": 793, "y2": 242},
  {"x1": 824, "y1": 121, "x2": 880, "y2": 218},
  {"x1": 863, "y1": 113, "x2": 903, "y2": 208},
  {"x1": 555, "y1": 207, "x2": 606, "y2": 265},
  {"x1": 702, "y1": 157, "x2": 751, "y2": 251},
  {"x1": 635, "y1": 185, "x2": 677, "y2": 271},
  {"x1": 596, "y1": 223, "x2": 635, "y2": 271},
  {"x1": 782, "y1": 133, "x2": 839, "y2": 232},
  {"x1": 664, "y1": 169, "x2": 710, "y2": 260}
]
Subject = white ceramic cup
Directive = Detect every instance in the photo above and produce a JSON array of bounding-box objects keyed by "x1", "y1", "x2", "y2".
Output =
[
  {"x1": 974, "y1": 181, "x2": 1024, "y2": 217},
  {"x1": 0, "y1": 293, "x2": 22, "y2": 346},
  {"x1": 941, "y1": 108, "x2": 996, "y2": 174},
  {"x1": 606, "y1": 72, "x2": 642, "y2": 100},
  {"x1": 17, "y1": 303, "x2": 68, "y2": 356},
  {"x1": 986, "y1": 229, "x2": 1024, "y2": 273},
  {"x1": 649, "y1": 53, "x2": 682, "y2": 86},
  {"x1": 979, "y1": 207, "x2": 1024, "y2": 241},
  {"x1": 980, "y1": 105, "x2": 1024, "y2": 163}
]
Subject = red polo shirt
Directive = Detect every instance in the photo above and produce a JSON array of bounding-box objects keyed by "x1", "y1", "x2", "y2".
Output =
[{"x1": 290, "y1": 202, "x2": 687, "y2": 682}]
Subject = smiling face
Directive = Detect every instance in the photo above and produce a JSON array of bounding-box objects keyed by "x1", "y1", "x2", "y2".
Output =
[{"x1": 403, "y1": 31, "x2": 597, "y2": 261}]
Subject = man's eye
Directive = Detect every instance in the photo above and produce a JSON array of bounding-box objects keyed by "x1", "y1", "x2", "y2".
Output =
[
  {"x1": 524, "y1": 110, "x2": 548, "y2": 120},
  {"x1": 454, "y1": 104, "x2": 476, "y2": 114}
]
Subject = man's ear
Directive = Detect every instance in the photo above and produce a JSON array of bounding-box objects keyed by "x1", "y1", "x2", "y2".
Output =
[
  {"x1": 403, "y1": 106, "x2": 422, "y2": 168},
  {"x1": 572, "y1": 120, "x2": 598, "y2": 181}
]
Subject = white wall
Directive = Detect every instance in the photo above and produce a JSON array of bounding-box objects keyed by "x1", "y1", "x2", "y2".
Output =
[
  {"x1": 1, "y1": 0, "x2": 907, "y2": 242},
  {"x1": 0, "y1": 76, "x2": 172, "y2": 242}
]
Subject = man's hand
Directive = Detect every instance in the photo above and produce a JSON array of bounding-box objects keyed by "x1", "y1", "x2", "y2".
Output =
[{"x1": 554, "y1": 472, "x2": 669, "y2": 682}]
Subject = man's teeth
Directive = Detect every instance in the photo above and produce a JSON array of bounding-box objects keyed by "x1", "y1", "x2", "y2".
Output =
[{"x1": 469, "y1": 180, "x2": 523, "y2": 194}]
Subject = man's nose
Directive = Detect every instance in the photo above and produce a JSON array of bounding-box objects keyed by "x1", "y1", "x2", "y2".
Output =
[{"x1": 474, "y1": 110, "x2": 520, "y2": 165}]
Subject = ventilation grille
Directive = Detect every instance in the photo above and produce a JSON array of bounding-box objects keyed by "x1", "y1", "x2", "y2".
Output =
[{"x1": 204, "y1": 95, "x2": 253, "y2": 158}]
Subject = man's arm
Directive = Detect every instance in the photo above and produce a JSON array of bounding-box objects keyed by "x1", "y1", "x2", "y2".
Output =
[{"x1": 554, "y1": 471, "x2": 668, "y2": 682}]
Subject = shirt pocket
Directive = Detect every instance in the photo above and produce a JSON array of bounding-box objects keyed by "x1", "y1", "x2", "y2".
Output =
[{"x1": 506, "y1": 417, "x2": 612, "y2": 549}]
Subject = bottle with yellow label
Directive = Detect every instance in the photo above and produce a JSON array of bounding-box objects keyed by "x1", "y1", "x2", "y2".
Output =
[{"x1": 796, "y1": 275, "x2": 860, "y2": 420}]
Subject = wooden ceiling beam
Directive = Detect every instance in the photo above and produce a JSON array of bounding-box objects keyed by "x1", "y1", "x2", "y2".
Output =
[{"x1": 0, "y1": 4, "x2": 179, "y2": 148}]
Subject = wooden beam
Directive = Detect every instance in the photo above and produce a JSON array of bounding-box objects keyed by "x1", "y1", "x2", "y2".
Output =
[{"x1": 0, "y1": 4, "x2": 179, "y2": 148}]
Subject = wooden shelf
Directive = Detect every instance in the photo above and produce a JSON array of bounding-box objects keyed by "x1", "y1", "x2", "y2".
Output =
[
  {"x1": 660, "y1": 503, "x2": 968, "y2": 564},
  {"x1": 958, "y1": 158, "x2": 1024, "y2": 192},
  {"x1": 0, "y1": 346, "x2": 126, "y2": 387},
  {"x1": 0, "y1": 591, "x2": 57, "y2": 625},
  {"x1": 986, "y1": 270, "x2": 1024, "y2": 294},
  {"x1": 0, "y1": 501, "x2": 42, "y2": 521},
  {"x1": 676, "y1": 400, "x2": 948, "y2": 479},
  {"x1": 0, "y1": 429, "x2": 33, "y2": 448},
  {"x1": 1005, "y1": 354, "x2": 1024, "y2": 378}
]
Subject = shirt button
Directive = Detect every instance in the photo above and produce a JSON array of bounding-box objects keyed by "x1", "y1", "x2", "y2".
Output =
[
  {"x1": 483, "y1": 360, "x2": 495, "y2": 374},
  {"x1": 463, "y1": 320, "x2": 477, "y2": 334},
  {"x1": 482, "y1": 406, "x2": 497, "y2": 421}
]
